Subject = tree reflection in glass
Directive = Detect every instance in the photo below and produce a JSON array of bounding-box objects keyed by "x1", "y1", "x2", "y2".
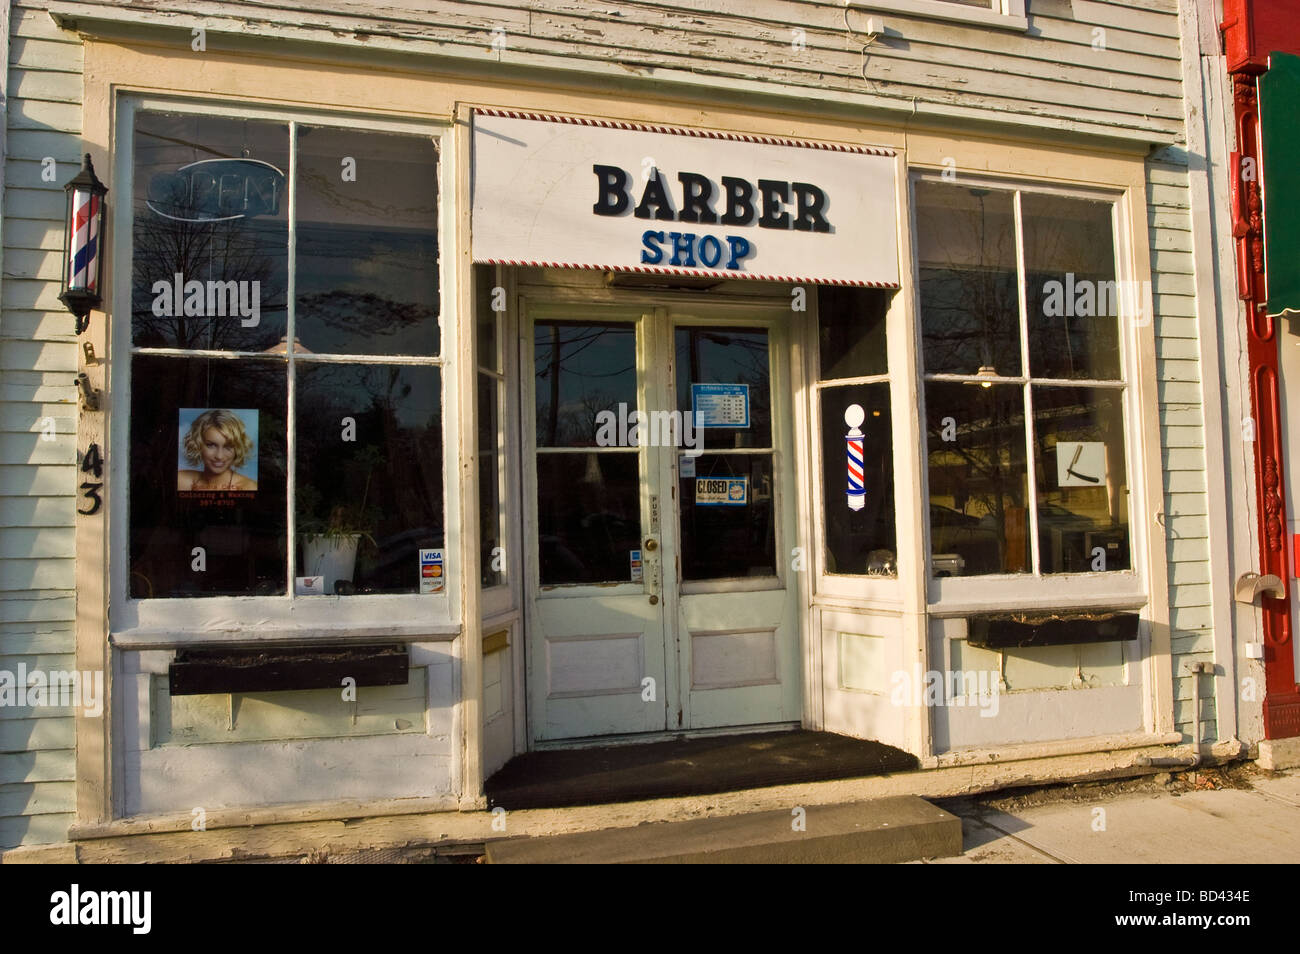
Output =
[{"x1": 130, "y1": 114, "x2": 288, "y2": 352}]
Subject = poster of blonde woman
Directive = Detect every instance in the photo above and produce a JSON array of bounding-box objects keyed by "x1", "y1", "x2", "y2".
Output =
[{"x1": 177, "y1": 408, "x2": 259, "y2": 492}]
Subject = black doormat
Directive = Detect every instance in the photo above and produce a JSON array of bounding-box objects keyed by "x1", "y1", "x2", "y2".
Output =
[{"x1": 484, "y1": 729, "x2": 919, "y2": 810}]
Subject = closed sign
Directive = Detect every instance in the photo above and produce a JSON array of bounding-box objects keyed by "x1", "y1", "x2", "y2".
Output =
[{"x1": 696, "y1": 477, "x2": 748, "y2": 506}]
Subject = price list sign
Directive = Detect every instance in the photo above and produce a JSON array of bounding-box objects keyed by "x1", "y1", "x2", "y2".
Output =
[{"x1": 692, "y1": 383, "x2": 749, "y2": 428}]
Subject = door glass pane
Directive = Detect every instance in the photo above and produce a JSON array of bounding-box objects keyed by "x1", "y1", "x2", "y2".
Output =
[
  {"x1": 818, "y1": 286, "x2": 891, "y2": 380},
  {"x1": 915, "y1": 181, "x2": 1021, "y2": 377},
  {"x1": 475, "y1": 264, "x2": 500, "y2": 373},
  {"x1": 295, "y1": 126, "x2": 440, "y2": 356},
  {"x1": 675, "y1": 327, "x2": 771, "y2": 448},
  {"x1": 132, "y1": 112, "x2": 289, "y2": 352},
  {"x1": 1032, "y1": 386, "x2": 1130, "y2": 573},
  {"x1": 294, "y1": 364, "x2": 443, "y2": 595},
  {"x1": 679, "y1": 453, "x2": 776, "y2": 580},
  {"x1": 535, "y1": 322, "x2": 637, "y2": 448},
  {"x1": 479, "y1": 372, "x2": 504, "y2": 588},
  {"x1": 926, "y1": 381, "x2": 1029, "y2": 576},
  {"x1": 821, "y1": 384, "x2": 895, "y2": 576},
  {"x1": 1023, "y1": 194, "x2": 1121, "y2": 381},
  {"x1": 129, "y1": 355, "x2": 287, "y2": 597},
  {"x1": 537, "y1": 453, "x2": 641, "y2": 585}
]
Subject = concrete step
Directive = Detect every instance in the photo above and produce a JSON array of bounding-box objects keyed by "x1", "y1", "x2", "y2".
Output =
[{"x1": 485, "y1": 796, "x2": 961, "y2": 864}]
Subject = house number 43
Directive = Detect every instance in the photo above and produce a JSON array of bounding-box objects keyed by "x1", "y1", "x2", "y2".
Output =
[{"x1": 78, "y1": 442, "x2": 104, "y2": 515}]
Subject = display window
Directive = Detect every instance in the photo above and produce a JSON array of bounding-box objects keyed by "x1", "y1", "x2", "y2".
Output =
[
  {"x1": 116, "y1": 102, "x2": 452, "y2": 629},
  {"x1": 913, "y1": 175, "x2": 1140, "y2": 604},
  {"x1": 814, "y1": 286, "x2": 898, "y2": 579}
]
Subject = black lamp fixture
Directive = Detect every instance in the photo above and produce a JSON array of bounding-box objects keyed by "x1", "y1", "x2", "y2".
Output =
[{"x1": 59, "y1": 153, "x2": 108, "y2": 334}]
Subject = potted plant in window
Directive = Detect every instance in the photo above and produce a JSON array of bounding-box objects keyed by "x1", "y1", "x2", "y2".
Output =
[{"x1": 298, "y1": 447, "x2": 381, "y2": 594}]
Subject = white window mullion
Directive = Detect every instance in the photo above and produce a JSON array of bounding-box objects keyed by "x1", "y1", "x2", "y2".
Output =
[
  {"x1": 116, "y1": 100, "x2": 456, "y2": 634},
  {"x1": 285, "y1": 120, "x2": 299, "y2": 596},
  {"x1": 1013, "y1": 189, "x2": 1041, "y2": 576},
  {"x1": 811, "y1": 373, "x2": 892, "y2": 390}
]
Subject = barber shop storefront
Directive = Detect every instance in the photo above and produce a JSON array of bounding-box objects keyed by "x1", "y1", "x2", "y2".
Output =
[{"x1": 8, "y1": 1, "x2": 1224, "y2": 848}]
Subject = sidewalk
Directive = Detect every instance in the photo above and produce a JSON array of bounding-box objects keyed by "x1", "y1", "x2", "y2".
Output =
[
  {"x1": 7, "y1": 762, "x2": 1293, "y2": 864},
  {"x1": 928, "y1": 766, "x2": 1300, "y2": 864}
]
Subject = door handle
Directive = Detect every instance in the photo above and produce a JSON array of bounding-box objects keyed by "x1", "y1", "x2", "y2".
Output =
[{"x1": 644, "y1": 538, "x2": 660, "y2": 604}]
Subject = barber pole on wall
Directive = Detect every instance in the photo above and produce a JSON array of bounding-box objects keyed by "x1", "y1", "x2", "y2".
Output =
[
  {"x1": 59, "y1": 154, "x2": 108, "y2": 333},
  {"x1": 845, "y1": 404, "x2": 865, "y2": 511}
]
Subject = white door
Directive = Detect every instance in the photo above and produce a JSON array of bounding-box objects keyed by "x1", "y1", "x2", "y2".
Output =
[{"x1": 523, "y1": 297, "x2": 800, "y2": 742}]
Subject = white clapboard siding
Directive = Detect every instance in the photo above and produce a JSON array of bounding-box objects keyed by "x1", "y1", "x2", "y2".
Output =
[
  {"x1": 0, "y1": 781, "x2": 75, "y2": 817},
  {"x1": 0, "y1": 593, "x2": 76, "y2": 625},
  {"x1": 58, "y1": 0, "x2": 1184, "y2": 140},
  {"x1": 0, "y1": 809, "x2": 73, "y2": 846},
  {"x1": 0, "y1": 628, "x2": 78, "y2": 654},
  {"x1": 0, "y1": 747, "x2": 74, "y2": 785},
  {"x1": 0, "y1": 0, "x2": 82, "y2": 850},
  {"x1": 1148, "y1": 157, "x2": 1217, "y2": 744}
]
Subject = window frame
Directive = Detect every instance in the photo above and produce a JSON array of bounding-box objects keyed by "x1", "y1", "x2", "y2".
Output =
[
  {"x1": 809, "y1": 286, "x2": 910, "y2": 605},
  {"x1": 844, "y1": 0, "x2": 1029, "y2": 32},
  {"x1": 909, "y1": 171, "x2": 1150, "y2": 614},
  {"x1": 476, "y1": 264, "x2": 512, "y2": 613},
  {"x1": 109, "y1": 95, "x2": 461, "y2": 640}
]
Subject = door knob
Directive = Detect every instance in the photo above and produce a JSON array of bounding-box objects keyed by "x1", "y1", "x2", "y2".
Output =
[{"x1": 644, "y1": 538, "x2": 659, "y2": 551}]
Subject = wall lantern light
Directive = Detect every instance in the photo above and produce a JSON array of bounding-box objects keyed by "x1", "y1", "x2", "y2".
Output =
[{"x1": 60, "y1": 153, "x2": 108, "y2": 334}]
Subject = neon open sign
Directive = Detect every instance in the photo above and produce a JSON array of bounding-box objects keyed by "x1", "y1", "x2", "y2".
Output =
[{"x1": 147, "y1": 158, "x2": 285, "y2": 223}]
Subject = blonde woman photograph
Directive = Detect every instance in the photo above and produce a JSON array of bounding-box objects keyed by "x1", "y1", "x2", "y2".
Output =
[{"x1": 177, "y1": 408, "x2": 259, "y2": 492}]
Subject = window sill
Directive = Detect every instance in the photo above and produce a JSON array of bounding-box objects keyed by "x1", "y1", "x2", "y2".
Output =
[
  {"x1": 111, "y1": 622, "x2": 460, "y2": 651},
  {"x1": 927, "y1": 571, "x2": 1146, "y2": 616},
  {"x1": 844, "y1": 0, "x2": 1029, "y2": 32},
  {"x1": 113, "y1": 590, "x2": 455, "y2": 637}
]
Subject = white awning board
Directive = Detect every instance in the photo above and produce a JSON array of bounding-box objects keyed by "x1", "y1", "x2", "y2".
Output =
[{"x1": 471, "y1": 112, "x2": 900, "y2": 287}]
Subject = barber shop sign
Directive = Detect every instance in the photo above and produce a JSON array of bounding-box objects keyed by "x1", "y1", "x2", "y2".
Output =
[{"x1": 471, "y1": 110, "x2": 900, "y2": 287}]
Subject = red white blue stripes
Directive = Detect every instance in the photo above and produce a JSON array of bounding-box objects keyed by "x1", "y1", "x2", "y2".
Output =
[
  {"x1": 845, "y1": 404, "x2": 865, "y2": 511},
  {"x1": 68, "y1": 190, "x2": 101, "y2": 294}
]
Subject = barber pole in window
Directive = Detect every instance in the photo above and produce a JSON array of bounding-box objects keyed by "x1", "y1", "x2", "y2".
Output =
[
  {"x1": 845, "y1": 404, "x2": 865, "y2": 511},
  {"x1": 60, "y1": 153, "x2": 109, "y2": 333}
]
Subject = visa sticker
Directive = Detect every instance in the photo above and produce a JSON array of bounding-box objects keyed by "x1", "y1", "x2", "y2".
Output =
[{"x1": 419, "y1": 548, "x2": 445, "y2": 594}]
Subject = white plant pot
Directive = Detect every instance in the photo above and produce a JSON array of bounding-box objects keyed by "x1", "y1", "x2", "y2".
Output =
[{"x1": 302, "y1": 533, "x2": 361, "y2": 595}]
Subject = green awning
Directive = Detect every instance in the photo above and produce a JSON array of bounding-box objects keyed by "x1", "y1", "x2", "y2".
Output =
[{"x1": 1260, "y1": 51, "x2": 1300, "y2": 317}]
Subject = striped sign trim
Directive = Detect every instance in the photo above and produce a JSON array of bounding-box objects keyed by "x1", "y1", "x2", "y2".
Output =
[
  {"x1": 472, "y1": 107, "x2": 896, "y2": 157},
  {"x1": 475, "y1": 258, "x2": 899, "y2": 288}
]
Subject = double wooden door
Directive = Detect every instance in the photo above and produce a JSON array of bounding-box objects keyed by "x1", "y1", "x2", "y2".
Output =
[{"x1": 523, "y1": 299, "x2": 800, "y2": 742}]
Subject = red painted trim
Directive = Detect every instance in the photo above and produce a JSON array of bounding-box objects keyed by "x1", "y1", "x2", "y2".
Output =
[
  {"x1": 1231, "y1": 69, "x2": 1300, "y2": 739},
  {"x1": 1221, "y1": 0, "x2": 1300, "y2": 74}
]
